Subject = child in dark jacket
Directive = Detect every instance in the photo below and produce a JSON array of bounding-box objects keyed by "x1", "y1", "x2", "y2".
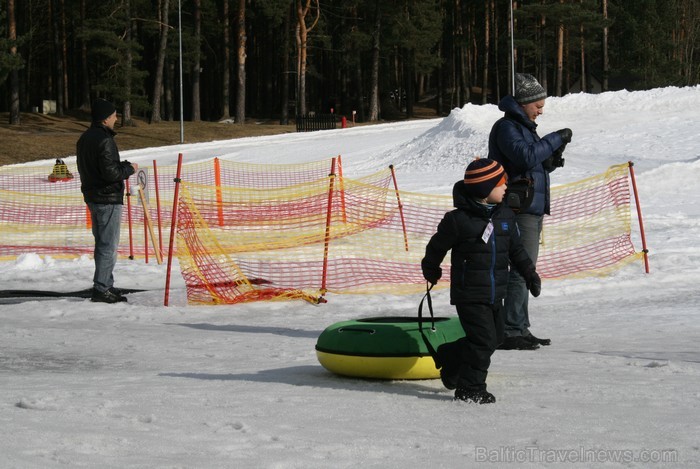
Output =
[{"x1": 421, "y1": 158, "x2": 542, "y2": 404}]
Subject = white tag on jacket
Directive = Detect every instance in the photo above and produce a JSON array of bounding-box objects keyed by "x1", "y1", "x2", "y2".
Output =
[{"x1": 481, "y1": 221, "x2": 494, "y2": 243}]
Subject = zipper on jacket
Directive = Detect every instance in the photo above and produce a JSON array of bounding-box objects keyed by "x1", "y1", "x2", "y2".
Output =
[{"x1": 489, "y1": 219, "x2": 497, "y2": 304}]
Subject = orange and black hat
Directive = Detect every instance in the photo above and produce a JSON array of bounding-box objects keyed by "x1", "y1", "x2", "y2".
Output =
[{"x1": 464, "y1": 158, "x2": 507, "y2": 199}]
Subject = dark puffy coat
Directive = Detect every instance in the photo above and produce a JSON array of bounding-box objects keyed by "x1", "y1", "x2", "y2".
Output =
[
  {"x1": 76, "y1": 124, "x2": 135, "y2": 204},
  {"x1": 487, "y1": 95, "x2": 564, "y2": 216},
  {"x1": 421, "y1": 181, "x2": 534, "y2": 305}
]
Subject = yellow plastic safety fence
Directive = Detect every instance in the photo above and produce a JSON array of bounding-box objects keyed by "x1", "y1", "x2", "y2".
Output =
[
  {"x1": 0, "y1": 156, "x2": 336, "y2": 260},
  {"x1": 0, "y1": 157, "x2": 646, "y2": 304},
  {"x1": 174, "y1": 163, "x2": 646, "y2": 305},
  {"x1": 540, "y1": 163, "x2": 645, "y2": 279}
]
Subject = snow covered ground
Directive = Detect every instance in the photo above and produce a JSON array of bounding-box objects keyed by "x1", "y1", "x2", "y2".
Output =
[{"x1": 1, "y1": 86, "x2": 699, "y2": 468}]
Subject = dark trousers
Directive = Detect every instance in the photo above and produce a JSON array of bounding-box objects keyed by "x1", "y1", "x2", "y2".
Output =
[{"x1": 440, "y1": 302, "x2": 504, "y2": 391}]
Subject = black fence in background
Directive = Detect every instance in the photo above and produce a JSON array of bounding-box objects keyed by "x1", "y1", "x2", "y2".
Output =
[{"x1": 296, "y1": 114, "x2": 337, "y2": 132}]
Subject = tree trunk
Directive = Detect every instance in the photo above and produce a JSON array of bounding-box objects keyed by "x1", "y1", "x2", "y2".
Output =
[
  {"x1": 368, "y1": 0, "x2": 381, "y2": 121},
  {"x1": 52, "y1": 0, "x2": 64, "y2": 116},
  {"x1": 404, "y1": 50, "x2": 414, "y2": 118},
  {"x1": 79, "y1": 0, "x2": 90, "y2": 111},
  {"x1": 123, "y1": 0, "x2": 134, "y2": 126},
  {"x1": 8, "y1": 0, "x2": 20, "y2": 124},
  {"x1": 221, "y1": 0, "x2": 231, "y2": 120},
  {"x1": 235, "y1": 0, "x2": 246, "y2": 124},
  {"x1": 580, "y1": 7, "x2": 586, "y2": 93},
  {"x1": 60, "y1": 0, "x2": 68, "y2": 108},
  {"x1": 192, "y1": 0, "x2": 202, "y2": 121},
  {"x1": 151, "y1": 0, "x2": 170, "y2": 123},
  {"x1": 280, "y1": 1, "x2": 292, "y2": 125},
  {"x1": 295, "y1": 0, "x2": 320, "y2": 117},
  {"x1": 555, "y1": 0, "x2": 565, "y2": 96},
  {"x1": 602, "y1": 0, "x2": 609, "y2": 91},
  {"x1": 492, "y1": 0, "x2": 500, "y2": 101},
  {"x1": 481, "y1": 0, "x2": 490, "y2": 104},
  {"x1": 166, "y1": 59, "x2": 175, "y2": 121}
]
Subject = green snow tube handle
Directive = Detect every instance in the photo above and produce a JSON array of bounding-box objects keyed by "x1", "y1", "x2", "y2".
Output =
[{"x1": 338, "y1": 327, "x2": 376, "y2": 335}]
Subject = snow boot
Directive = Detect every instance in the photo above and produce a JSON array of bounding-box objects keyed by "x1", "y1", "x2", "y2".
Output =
[
  {"x1": 497, "y1": 336, "x2": 539, "y2": 350},
  {"x1": 91, "y1": 288, "x2": 127, "y2": 304},
  {"x1": 454, "y1": 388, "x2": 496, "y2": 405},
  {"x1": 524, "y1": 333, "x2": 551, "y2": 346}
]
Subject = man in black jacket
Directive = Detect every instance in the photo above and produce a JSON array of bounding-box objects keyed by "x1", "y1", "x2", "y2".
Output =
[
  {"x1": 77, "y1": 99, "x2": 136, "y2": 303},
  {"x1": 422, "y1": 159, "x2": 541, "y2": 404}
]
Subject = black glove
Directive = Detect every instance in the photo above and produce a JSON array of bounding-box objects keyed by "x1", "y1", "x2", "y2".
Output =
[
  {"x1": 524, "y1": 268, "x2": 541, "y2": 297},
  {"x1": 422, "y1": 266, "x2": 442, "y2": 286},
  {"x1": 543, "y1": 144, "x2": 566, "y2": 172},
  {"x1": 556, "y1": 128, "x2": 573, "y2": 144}
]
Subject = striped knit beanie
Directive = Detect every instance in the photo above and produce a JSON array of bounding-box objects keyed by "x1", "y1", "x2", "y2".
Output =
[
  {"x1": 514, "y1": 73, "x2": 547, "y2": 104},
  {"x1": 464, "y1": 158, "x2": 507, "y2": 199}
]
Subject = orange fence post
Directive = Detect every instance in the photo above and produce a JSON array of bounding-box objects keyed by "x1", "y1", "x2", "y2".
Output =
[
  {"x1": 337, "y1": 155, "x2": 347, "y2": 223},
  {"x1": 164, "y1": 153, "x2": 184, "y2": 306},
  {"x1": 628, "y1": 161, "x2": 650, "y2": 273},
  {"x1": 214, "y1": 157, "x2": 224, "y2": 227},
  {"x1": 320, "y1": 158, "x2": 337, "y2": 295},
  {"x1": 390, "y1": 165, "x2": 409, "y2": 252}
]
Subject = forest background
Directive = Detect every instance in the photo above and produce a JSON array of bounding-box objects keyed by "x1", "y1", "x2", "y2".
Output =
[{"x1": 1, "y1": 0, "x2": 698, "y2": 132}]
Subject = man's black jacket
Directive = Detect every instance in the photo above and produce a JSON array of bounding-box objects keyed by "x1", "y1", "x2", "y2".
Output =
[{"x1": 77, "y1": 123, "x2": 134, "y2": 205}]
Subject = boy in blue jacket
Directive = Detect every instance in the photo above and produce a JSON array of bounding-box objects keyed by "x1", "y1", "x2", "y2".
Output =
[{"x1": 421, "y1": 159, "x2": 541, "y2": 404}]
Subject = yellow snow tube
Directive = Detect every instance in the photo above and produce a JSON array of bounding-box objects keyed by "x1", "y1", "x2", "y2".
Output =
[{"x1": 315, "y1": 316, "x2": 464, "y2": 380}]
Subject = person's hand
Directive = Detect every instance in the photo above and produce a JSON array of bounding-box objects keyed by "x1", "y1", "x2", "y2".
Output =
[
  {"x1": 130, "y1": 162, "x2": 138, "y2": 171},
  {"x1": 556, "y1": 128, "x2": 573, "y2": 144},
  {"x1": 422, "y1": 266, "x2": 442, "y2": 286},
  {"x1": 524, "y1": 269, "x2": 541, "y2": 297}
]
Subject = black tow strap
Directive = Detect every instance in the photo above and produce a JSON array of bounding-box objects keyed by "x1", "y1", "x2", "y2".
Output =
[{"x1": 418, "y1": 282, "x2": 441, "y2": 369}]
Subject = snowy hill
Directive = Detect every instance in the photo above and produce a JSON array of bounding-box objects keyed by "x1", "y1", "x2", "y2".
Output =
[{"x1": 1, "y1": 86, "x2": 699, "y2": 468}]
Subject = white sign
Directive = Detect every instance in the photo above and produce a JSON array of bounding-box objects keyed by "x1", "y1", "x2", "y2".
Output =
[{"x1": 132, "y1": 168, "x2": 149, "y2": 201}]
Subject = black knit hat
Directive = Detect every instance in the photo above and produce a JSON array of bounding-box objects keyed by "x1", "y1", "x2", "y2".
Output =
[
  {"x1": 464, "y1": 159, "x2": 507, "y2": 199},
  {"x1": 91, "y1": 98, "x2": 116, "y2": 122},
  {"x1": 514, "y1": 73, "x2": 547, "y2": 104}
]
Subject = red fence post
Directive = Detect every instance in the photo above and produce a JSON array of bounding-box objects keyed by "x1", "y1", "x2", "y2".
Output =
[
  {"x1": 153, "y1": 159, "x2": 164, "y2": 256},
  {"x1": 125, "y1": 179, "x2": 135, "y2": 260},
  {"x1": 164, "y1": 153, "x2": 184, "y2": 306}
]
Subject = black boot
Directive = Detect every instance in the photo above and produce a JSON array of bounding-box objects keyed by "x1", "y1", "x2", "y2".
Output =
[
  {"x1": 454, "y1": 388, "x2": 496, "y2": 404},
  {"x1": 497, "y1": 336, "x2": 539, "y2": 350},
  {"x1": 91, "y1": 288, "x2": 127, "y2": 304},
  {"x1": 524, "y1": 333, "x2": 551, "y2": 346}
]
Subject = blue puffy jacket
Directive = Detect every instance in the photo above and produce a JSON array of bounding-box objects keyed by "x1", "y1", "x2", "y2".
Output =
[{"x1": 487, "y1": 95, "x2": 563, "y2": 215}]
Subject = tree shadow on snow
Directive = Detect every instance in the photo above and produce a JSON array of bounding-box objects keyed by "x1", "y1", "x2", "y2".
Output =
[
  {"x1": 159, "y1": 365, "x2": 449, "y2": 401},
  {"x1": 168, "y1": 322, "x2": 321, "y2": 339}
]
